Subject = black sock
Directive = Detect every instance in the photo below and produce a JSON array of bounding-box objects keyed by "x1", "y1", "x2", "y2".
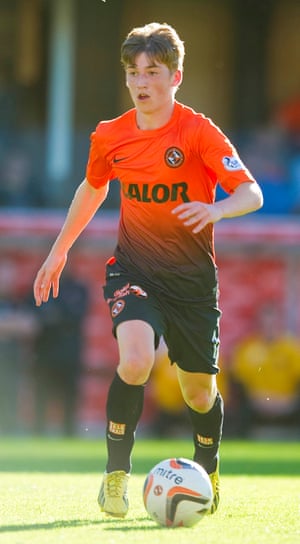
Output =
[
  {"x1": 105, "y1": 372, "x2": 144, "y2": 473},
  {"x1": 187, "y1": 392, "x2": 224, "y2": 474}
]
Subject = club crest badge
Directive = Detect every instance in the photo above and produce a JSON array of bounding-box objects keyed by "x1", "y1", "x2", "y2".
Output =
[
  {"x1": 165, "y1": 147, "x2": 185, "y2": 168},
  {"x1": 111, "y1": 299, "x2": 125, "y2": 317}
]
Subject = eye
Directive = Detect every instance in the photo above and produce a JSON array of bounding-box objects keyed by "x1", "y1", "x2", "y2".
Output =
[{"x1": 127, "y1": 69, "x2": 138, "y2": 77}]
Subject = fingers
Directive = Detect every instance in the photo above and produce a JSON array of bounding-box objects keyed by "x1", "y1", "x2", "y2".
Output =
[
  {"x1": 172, "y1": 202, "x2": 204, "y2": 222},
  {"x1": 171, "y1": 202, "x2": 192, "y2": 218},
  {"x1": 33, "y1": 253, "x2": 66, "y2": 306},
  {"x1": 33, "y1": 273, "x2": 49, "y2": 306},
  {"x1": 52, "y1": 277, "x2": 60, "y2": 298},
  {"x1": 172, "y1": 202, "x2": 209, "y2": 233},
  {"x1": 33, "y1": 269, "x2": 59, "y2": 306}
]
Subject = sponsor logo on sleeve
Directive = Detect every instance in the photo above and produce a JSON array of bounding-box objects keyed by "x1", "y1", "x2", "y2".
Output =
[{"x1": 222, "y1": 156, "x2": 244, "y2": 171}]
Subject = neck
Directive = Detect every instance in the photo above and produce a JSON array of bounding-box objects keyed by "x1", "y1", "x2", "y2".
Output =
[{"x1": 136, "y1": 100, "x2": 175, "y2": 130}]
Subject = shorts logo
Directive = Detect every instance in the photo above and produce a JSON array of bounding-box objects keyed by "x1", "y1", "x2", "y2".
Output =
[
  {"x1": 222, "y1": 156, "x2": 244, "y2": 171},
  {"x1": 107, "y1": 283, "x2": 148, "y2": 304},
  {"x1": 165, "y1": 147, "x2": 185, "y2": 168},
  {"x1": 111, "y1": 299, "x2": 125, "y2": 317},
  {"x1": 130, "y1": 285, "x2": 148, "y2": 298},
  {"x1": 109, "y1": 421, "x2": 126, "y2": 435}
]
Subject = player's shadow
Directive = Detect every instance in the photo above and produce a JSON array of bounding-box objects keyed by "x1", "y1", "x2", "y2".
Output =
[
  {"x1": 0, "y1": 516, "x2": 158, "y2": 534},
  {"x1": 0, "y1": 519, "x2": 102, "y2": 533},
  {"x1": 102, "y1": 516, "x2": 162, "y2": 531}
]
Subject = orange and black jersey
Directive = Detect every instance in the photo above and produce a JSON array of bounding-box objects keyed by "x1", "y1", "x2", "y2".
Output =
[{"x1": 86, "y1": 101, "x2": 255, "y2": 300}]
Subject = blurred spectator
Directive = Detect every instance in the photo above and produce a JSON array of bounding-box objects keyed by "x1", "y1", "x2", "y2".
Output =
[
  {"x1": 229, "y1": 302, "x2": 300, "y2": 438},
  {"x1": 276, "y1": 94, "x2": 300, "y2": 148},
  {"x1": 0, "y1": 258, "x2": 35, "y2": 434},
  {"x1": 238, "y1": 95, "x2": 300, "y2": 215},
  {"x1": 276, "y1": 94, "x2": 300, "y2": 213},
  {"x1": 150, "y1": 344, "x2": 233, "y2": 438},
  {"x1": 150, "y1": 340, "x2": 188, "y2": 437},
  {"x1": 0, "y1": 149, "x2": 45, "y2": 208},
  {"x1": 29, "y1": 272, "x2": 89, "y2": 436},
  {"x1": 0, "y1": 60, "x2": 22, "y2": 148},
  {"x1": 240, "y1": 125, "x2": 292, "y2": 214},
  {"x1": 215, "y1": 360, "x2": 234, "y2": 437}
]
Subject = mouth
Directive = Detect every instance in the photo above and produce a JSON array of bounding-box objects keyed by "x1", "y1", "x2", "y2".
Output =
[{"x1": 137, "y1": 93, "x2": 150, "y2": 101}]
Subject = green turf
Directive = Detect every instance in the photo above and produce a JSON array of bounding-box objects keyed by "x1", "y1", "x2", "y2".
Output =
[{"x1": 0, "y1": 438, "x2": 299, "y2": 544}]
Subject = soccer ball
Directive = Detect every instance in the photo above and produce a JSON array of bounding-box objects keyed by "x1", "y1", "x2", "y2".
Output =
[{"x1": 143, "y1": 457, "x2": 213, "y2": 527}]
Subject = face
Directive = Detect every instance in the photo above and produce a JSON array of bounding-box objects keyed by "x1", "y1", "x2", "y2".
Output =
[{"x1": 125, "y1": 52, "x2": 181, "y2": 118}]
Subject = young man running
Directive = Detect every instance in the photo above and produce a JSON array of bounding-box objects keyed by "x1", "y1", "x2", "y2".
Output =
[{"x1": 33, "y1": 22, "x2": 263, "y2": 517}]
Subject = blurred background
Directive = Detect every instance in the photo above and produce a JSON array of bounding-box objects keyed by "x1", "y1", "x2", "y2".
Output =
[{"x1": 0, "y1": 0, "x2": 299, "y2": 440}]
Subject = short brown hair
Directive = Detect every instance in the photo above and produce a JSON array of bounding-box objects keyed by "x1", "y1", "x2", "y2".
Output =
[{"x1": 121, "y1": 22, "x2": 185, "y2": 72}]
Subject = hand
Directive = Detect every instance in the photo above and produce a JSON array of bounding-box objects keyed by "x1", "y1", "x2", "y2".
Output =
[
  {"x1": 172, "y1": 201, "x2": 222, "y2": 233},
  {"x1": 33, "y1": 252, "x2": 67, "y2": 306}
]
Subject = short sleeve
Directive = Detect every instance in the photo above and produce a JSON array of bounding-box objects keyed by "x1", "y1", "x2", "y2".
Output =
[
  {"x1": 85, "y1": 129, "x2": 112, "y2": 188},
  {"x1": 197, "y1": 118, "x2": 255, "y2": 194}
]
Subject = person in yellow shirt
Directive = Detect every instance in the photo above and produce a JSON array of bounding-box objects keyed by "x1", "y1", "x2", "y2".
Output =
[
  {"x1": 151, "y1": 344, "x2": 231, "y2": 437},
  {"x1": 150, "y1": 340, "x2": 187, "y2": 437},
  {"x1": 230, "y1": 303, "x2": 300, "y2": 437}
]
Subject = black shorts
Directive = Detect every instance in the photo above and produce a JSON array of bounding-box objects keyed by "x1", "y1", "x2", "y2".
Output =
[{"x1": 103, "y1": 259, "x2": 221, "y2": 374}]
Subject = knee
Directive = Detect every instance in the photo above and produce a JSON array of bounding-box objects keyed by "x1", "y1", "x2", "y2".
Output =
[
  {"x1": 118, "y1": 350, "x2": 154, "y2": 385},
  {"x1": 183, "y1": 383, "x2": 217, "y2": 414},
  {"x1": 177, "y1": 368, "x2": 218, "y2": 414}
]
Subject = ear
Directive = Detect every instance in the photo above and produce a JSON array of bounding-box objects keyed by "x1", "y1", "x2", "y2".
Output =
[{"x1": 172, "y1": 69, "x2": 182, "y2": 87}]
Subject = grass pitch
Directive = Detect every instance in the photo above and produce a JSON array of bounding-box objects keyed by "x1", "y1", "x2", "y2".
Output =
[{"x1": 0, "y1": 438, "x2": 299, "y2": 544}]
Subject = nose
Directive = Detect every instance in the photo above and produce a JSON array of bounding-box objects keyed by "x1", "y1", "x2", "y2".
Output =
[{"x1": 136, "y1": 73, "x2": 148, "y2": 87}]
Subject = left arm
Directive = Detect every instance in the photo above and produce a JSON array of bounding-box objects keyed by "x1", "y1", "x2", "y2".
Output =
[{"x1": 172, "y1": 181, "x2": 263, "y2": 234}]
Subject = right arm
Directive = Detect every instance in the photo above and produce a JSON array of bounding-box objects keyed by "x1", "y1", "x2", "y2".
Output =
[{"x1": 33, "y1": 178, "x2": 109, "y2": 306}]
